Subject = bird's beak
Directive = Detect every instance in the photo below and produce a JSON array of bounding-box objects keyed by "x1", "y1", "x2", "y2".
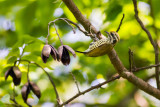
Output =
[{"x1": 104, "y1": 31, "x2": 110, "y2": 35}]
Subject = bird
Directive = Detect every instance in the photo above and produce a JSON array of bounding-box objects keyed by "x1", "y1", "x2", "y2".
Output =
[{"x1": 76, "y1": 31, "x2": 120, "y2": 57}]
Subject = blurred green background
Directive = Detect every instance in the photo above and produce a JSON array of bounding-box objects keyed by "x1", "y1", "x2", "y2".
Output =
[{"x1": 0, "y1": 0, "x2": 160, "y2": 106}]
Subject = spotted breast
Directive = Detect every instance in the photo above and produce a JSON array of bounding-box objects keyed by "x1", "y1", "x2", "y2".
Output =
[{"x1": 76, "y1": 31, "x2": 120, "y2": 57}]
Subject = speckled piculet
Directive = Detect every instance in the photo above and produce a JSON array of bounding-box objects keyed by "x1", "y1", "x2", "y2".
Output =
[{"x1": 76, "y1": 31, "x2": 120, "y2": 57}]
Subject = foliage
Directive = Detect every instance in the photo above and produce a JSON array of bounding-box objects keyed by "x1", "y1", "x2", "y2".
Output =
[{"x1": 0, "y1": 0, "x2": 160, "y2": 106}]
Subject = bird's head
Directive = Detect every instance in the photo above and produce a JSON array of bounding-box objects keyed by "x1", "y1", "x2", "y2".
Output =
[{"x1": 105, "y1": 31, "x2": 120, "y2": 44}]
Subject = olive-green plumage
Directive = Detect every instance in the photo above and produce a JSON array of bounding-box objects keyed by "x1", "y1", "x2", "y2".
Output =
[{"x1": 76, "y1": 31, "x2": 120, "y2": 57}]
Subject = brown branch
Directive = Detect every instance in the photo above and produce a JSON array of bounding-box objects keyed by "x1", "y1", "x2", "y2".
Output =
[
  {"x1": 59, "y1": 75, "x2": 120, "y2": 107},
  {"x1": 148, "y1": 0, "x2": 160, "y2": 89},
  {"x1": 15, "y1": 59, "x2": 62, "y2": 105},
  {"x1": 33, "y1": 62, "x2": 62, "y2": 105},
  {"x1": 53, "y1": 23, "x2": 63, "y2": 45},
  {"x1": 133, "y1": 64, "x2": 160, "y2": 72},
  {"x1": 132, "y1": 0, "x2": 156, "y2": 48},
  {"x1": 108, "y1": 49, "x2": 126, "y2": 74},
  {"x1": 59, "y1": 62, "x2": 160, "y2": 106},
  {"x1": 62, "y1": 0, "x2": 102, "y2": 39},
  {"x1": 8, "y1": 100, "x2": 23, "y2": 107},
  {"x1": 116, "y1": 14, "x2": 125, "y2": 32},
  {"x1": 47, "y1": 18, "x2": 98, "y2": 42},
  {"x1": 70, "y1": 72, "x2": 81, "y2": 93},
  {"x1": 10, "y1": 87, "x2": 23, "y2": 107},
  {"x1": 155, "y1": 45, "x2": 160, "y2": 89},
  {"x1": 62, "y1": 0, "x2": 160, "y2": 101},
  {"x1": 27, "y1": 63, "x2": 30, "y2": 82},
  {"x1": 129, "y1": 49, "x2": 133, "y2": 72},
  {"x1": 132, "y1": 0, "x2": 160, "y2": 89},
  {"x1": 121, "y1": 71, "x2": 160, "y2": 99}
]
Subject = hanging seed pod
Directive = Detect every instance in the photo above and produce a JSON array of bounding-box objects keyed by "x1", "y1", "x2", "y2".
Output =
[
  {"x1": 5, "y1": 67, "x2": 13, "y2": 80},
  {"x1": 50, "y1": 45, "x2": 60, "y2": 61},
  {"x1": 41, "y1": 45, "x2": 59, "y2": 63},
  {"x1": 21, "y1": 82, "x2": 41, "y2": 104},
  {"x1": 12, "y1": 66, "x2": 22, "y2": 85},
  {"x1": 21, "y1": 83, "x2": 30, "y2": 102},
  {"x1": 5, "y1": 66, "x2": 22, "y2": 86},
  {"x1": 41, "y1": 45, "x2": 51, "y2": 63},
  {"x1": 29, "y1": 82, "x2": 41, "y2": 99},
  {"x1": 58, "y1": 45, "x2": 76, "y2": 65}
]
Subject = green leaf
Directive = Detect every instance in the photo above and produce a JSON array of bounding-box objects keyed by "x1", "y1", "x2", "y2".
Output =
[
  {"x1": 0, "y1": 101, "x2": 6, "y2": 107},
  {"x1": 105, "y1": 3, "x2": 122, "y2": 21},
  {"x1": 6, "y1": 31, "x2": 18, "y2": 47},
  {"x1": 15, "y1": 1, "x2": 37, "y2": 34},
  {"x1": 7, "y1": 56, "x2": 17, "y2": 64},
  {"x1": 22, "y1": 34, "x2": 36, "y2": 44},
  {"x1": 7, "y1": 47, "x2": 20, "y2": 58},
  {"x1": 152, "y1": 0, "x2": 160, "y2": 17},
  {"x1": 72, "y1": 70, "x2": 85, "y2": 84}
]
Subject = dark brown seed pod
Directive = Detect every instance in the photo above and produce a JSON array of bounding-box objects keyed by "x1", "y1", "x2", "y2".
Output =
[
  {"x1": 13, "y1": 66, "x2": 21, "y2": 78},
  {"x1": 41, "y1": 45, "x2": 51, "y2": 63},
  {"x1": 13, "y1": 77, "x2": 21, "y2": 86},
  {"x1": 50, "y1": 45, "x2": 60, "y2": 61},
  {"x1": 58, "y1": 45, "x2": 76, "y2": 65},
  {"x1": 63, "y1": 45, "x2": 76, "y2": 58},
  {"x1": 5, "y1": 67, "x2": 13, "y2": 80},
  {"x1": 29, "y1": 82, "x2": 41, "y2": 99},
  {"x1": 21, "y1": 83, "x2": 30, "y2": 102},
  {"x1": 5, "y1": 66, "x2": 22, "y2": 86},
  {"x1": 12, "y1": 66, "x2": 21, "y2": 86},
  {"x1": 41, "y1": 44, "x2": 60, "y2": 63}
]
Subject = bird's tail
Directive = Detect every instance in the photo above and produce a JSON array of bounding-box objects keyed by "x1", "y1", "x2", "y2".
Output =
[{"x1": 75, "y1": 50, "x2": 87, "y2": 54}]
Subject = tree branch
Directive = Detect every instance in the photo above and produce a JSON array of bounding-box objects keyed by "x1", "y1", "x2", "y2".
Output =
[
  {"x1": 70, "y1": 72, "x2": 81, "y2": 93},
  {"x1": 15, "y1": 60, "x2": 62, "y2": 105},
  {"x1": 148, "y1": 0, "x2": 160, "y2": 89},
  {"x1": 59, "y1": 75, "x2": 120, "y2": 107},
  {"x1": 116, "y1": 14, "x2": 125, "y2": 32},
  {"x1": 32, "y1": 62, "x2": 62, "y2": 105},
  {"x1": 132, "y1": 0, "x2": 156, "y2": 48},
  {"x1": 132, "y1": 0, "x2": 160, "y2": 89},
  {"x1": 62, "y1": 0, "x2": 103, "y2": 39},
  {"x1": 133, "y1": 64, "x2": 160, "y2": 72},
  {"x1": 62, "y1": 0, "x2": 160, "y2": 100}
]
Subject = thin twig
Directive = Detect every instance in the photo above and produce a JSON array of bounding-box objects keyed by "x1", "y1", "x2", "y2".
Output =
[
  {"x1": 63, "y1": 0, "x2": 160, "y2": 100},
  {"x1": 27, "y1": 63, "x2": 30, "y2": 82},
  {"x1": 14, "y1": 44, "x2": 26, "y2": 66},
  {"x1": 15, "y1": 59, "x2": 61, "y2": 105},
  {"x1": 63, "y1": 18, "x2": 96, "y2": 39},
  {"x1": 148, "y1": 0, "x2": 160, "y2": 89},
  {"x1": 129, "y1": 49, "x2": 133, "y2": 72},
  {"x1": 10, "y1": 99, "x2": 23, "y2": 107},
  {"x1": 128, "y1": 49, "x2": 136, "y2": 71},
  {"x1": 58, "y1": 18, "x2": 76, "y2": 34},
  {"x1": 46, "y1": 23, "x2": 50, "y2": 44},
  {"x1": 132, "y1": 0, "x2": 160, "y2": 89},
  {"x1": 116, "y1": 14, "x2": 125, "y2": 32},
  {"x1": 64, "y1": 18, "x2": 88, "y2": 34},
  {"x1": 59, "y1": 75, "x2": 120, "y2": 107},
  {"x1": 133, "y1": 63, "x2": 160, "y2": 72},
  {"x1": 32, "y1": 62, "x2": 61, "y2": 105},
  {"x1": 47, "y1": 18, "x2": 97, "y2": 41},
  {"x1": 132, "y1": 0, "x2": 155, "y2": 48},
  {"x1": 131, "y1": 52, "x2": 136, "y2": 70},
  {"x1": 62, "y1": 0, "x2": 102, "y2": 39},
  {"x1": 70, "y1": 72, "x2": 81, "y2": 93},
  {"x1": 10, "y1": 86, "x2": 23, "y2": 107},
  {"x1": 53, "y1": 23, "x2": 63, "y2": 45}
]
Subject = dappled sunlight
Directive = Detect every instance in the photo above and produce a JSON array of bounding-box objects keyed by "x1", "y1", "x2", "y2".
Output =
[{"x1": 0, "y1": 0, "x2": 160, "y2": 106}]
